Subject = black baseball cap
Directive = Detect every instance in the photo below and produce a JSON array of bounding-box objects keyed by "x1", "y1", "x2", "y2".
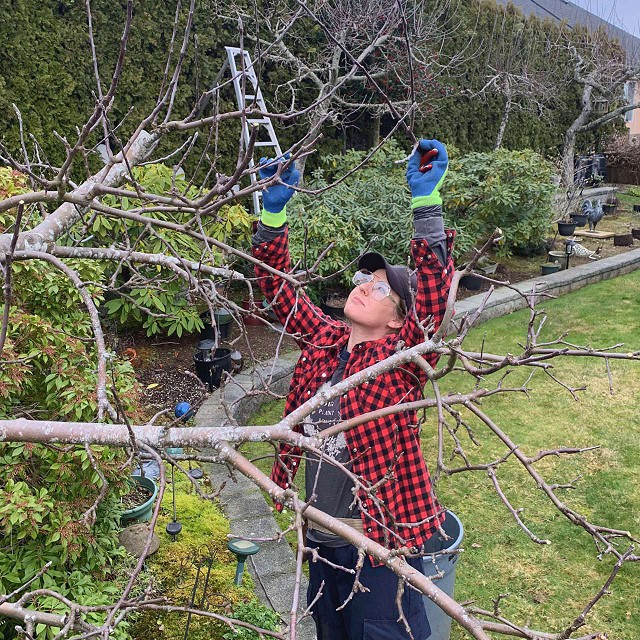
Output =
[{"x1": 357, "y1": 252, "x2": 417, "y2": 313}]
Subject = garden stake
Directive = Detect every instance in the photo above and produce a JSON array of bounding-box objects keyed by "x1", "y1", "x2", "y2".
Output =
[
  {"x1": 166, "y1": 463, "x2": 182, "y2": 540},
  {"x1": 183, "y1": 558, "x2": 202, "y2": 640},
  {"x1": 198, "y1": 556, "x2": 214, "y2": 610}
]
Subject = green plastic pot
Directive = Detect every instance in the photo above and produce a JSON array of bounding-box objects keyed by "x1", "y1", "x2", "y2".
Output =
[{"x1": 121, "y1": 476, "x2": 158, "y2": 526}]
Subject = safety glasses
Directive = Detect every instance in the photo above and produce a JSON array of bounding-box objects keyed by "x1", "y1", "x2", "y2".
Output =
[{"x1": 352, "y1": 270, "x2": 405, "y2": 314}]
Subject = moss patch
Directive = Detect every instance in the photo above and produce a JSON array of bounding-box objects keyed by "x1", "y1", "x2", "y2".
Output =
[{"x1": 130, "y1": 467, "x2": 279, "y2": 640}]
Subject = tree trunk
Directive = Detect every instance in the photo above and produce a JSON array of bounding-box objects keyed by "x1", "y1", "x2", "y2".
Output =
[
  {"x1": 561, "y1": 84, "x2": 593, "y2": 187},
  {"x1": 494, "y1": 94, "x2": 512, "y2": 150},
  {"x1": 371, "y1": 111, "x2": 381, "y2": 147}
]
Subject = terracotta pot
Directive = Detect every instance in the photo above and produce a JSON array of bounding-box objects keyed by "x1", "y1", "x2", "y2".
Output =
[
  {"x1": 241, "y1": 299, "x2": 264, "y2": 326},
  {"x1": 613, "y1": 233, "x2": 634, "y2": 247}
]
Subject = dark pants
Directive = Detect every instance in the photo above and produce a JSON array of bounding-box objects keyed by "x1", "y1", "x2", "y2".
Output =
[{"x1": 307, "y1": 542, "x2": 431, "y2": 640}]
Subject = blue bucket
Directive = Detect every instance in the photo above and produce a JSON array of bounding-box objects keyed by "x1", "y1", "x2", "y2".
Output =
[{"x1": 421, "y1": 511, "x2": 464, "y2": 640}]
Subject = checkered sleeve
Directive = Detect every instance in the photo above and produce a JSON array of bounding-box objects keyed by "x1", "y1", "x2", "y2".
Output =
[
  {"x1": 253, "y1": 227, "x2": 341, "y2": 348},
  {"x1": 397, "y1": 230, "x2": 455, "y2": 367}
]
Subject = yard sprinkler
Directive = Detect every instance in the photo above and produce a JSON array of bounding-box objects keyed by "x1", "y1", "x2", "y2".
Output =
[
  {"x1": 174, "y1": 402, "x2": 204, "y2": 480},
  {"x1": 227, "y1": 538, "x2": 260, "y2": 586}
]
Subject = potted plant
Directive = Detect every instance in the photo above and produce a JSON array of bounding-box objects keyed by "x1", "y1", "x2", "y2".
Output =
[
  {"x1": 121, "y1": 475, "x2": 158, "y2": 526},
  {"x1": 570, "y1": 210, "x2": 588, "y2": 227},
  {"x1": 613, "y1": 233, "x2": 634, "y2": 247},
  {"x1": 200, "y1": 307, "x2": 233, "y2": 341},
  {"x1": 603, "y1": 195, "x2": 619, "y2": 215},
  {"x1": 541, "y1": 262, "x2": 561, "y2": 275},
  {"x1": 320, "y1": 290, "x2": 348, "y2": 320},
  {"x1": 241, "y1": 296, "x2": 265, "y2": 326},
  {"x1": 553, "y1": 182, "x2": 585, "y2": 237},
  {"x1": 556, "y1": 217, "x2": 577, "y2": 236}
]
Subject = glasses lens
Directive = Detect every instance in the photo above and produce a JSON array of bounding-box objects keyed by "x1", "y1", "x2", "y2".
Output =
[
  {"x1": 371, "y1": 281, "x2": 392, "y2": 300},
  {"x1": 352, "y1": 270, "x2": 373, "y2": 286}
]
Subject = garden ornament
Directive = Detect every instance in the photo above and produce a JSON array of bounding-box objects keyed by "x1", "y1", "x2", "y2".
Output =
[
  {"x1": 174, "y1": 401, "x2": 194, "y2": 421},
  {"x1": 227, "y1": 538, "x2": 260, "y2": 586}
]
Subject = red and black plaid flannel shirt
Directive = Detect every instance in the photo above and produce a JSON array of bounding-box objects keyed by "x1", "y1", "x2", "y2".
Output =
[{"x1": 253, "y1": 227, "x2": 455, "y2": 553}]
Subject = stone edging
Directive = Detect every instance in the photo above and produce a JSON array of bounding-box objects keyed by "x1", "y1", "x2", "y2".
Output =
[
  {"x1": 195, "y1": 245, "x2": 640, "y2": 637},
  {"x1": 194, "y1": 353, "x2": 317, "y2": 639},
  {"x1": 454, "y1": 246, "x2": 640, "y2": 325}
]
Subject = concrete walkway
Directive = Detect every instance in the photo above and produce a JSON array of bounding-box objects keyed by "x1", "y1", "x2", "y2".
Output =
[
  {"x1": 195, "y1": 354, "x2": 316, "y2": 639},
  {"x1": 195, "y1": 246, "x2": 640, "y2": 638}
]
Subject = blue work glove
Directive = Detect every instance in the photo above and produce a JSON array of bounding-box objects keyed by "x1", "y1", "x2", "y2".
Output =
[
  {"x1": 406, "y1": 139, "x2": 448, "y2": 208},
  {"x1": 258, "y1": 153, "x2": 300, "y2": 227}
]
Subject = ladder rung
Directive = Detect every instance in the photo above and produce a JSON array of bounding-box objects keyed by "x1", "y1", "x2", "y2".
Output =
[
  {"x1": 254, "y1": 141, "x2": 278, "y2": 147},
  {"x1": 247, "y1": 118, "x2": 270, "y2": 125}
]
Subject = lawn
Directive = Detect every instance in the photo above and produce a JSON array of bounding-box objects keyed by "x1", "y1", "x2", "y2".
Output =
[{"x1": 245, "y1": 269, "x2": 640, "y2": 639}]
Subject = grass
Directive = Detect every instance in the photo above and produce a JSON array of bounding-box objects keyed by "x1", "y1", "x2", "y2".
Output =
[
  {"x1": 246, "y1": 269, "x2": 640, "y2": 639},
  {"x1": 426, "y1": 270, "x2": 640, "y2": 639}
]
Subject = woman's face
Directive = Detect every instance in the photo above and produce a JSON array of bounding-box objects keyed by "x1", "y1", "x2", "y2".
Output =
[{"x1": 343, "y1": 268, "x2": 403, "y2": 333}]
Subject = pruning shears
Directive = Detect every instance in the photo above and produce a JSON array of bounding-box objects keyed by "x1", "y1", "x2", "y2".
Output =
[{"x1": 419, "y1": 148, "x2": 439, "y2": 173}]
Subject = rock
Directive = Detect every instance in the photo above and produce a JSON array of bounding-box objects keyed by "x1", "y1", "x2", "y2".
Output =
[{"x1": 118, "y1": 523, "x2": 160, "y2": 558}]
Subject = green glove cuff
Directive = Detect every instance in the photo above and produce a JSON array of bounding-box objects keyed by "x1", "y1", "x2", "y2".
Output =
[
  {"x1": 411, "y1": 194, "x2": 442, "y2": 208},
  {"x1": 260, "y1": 206, "x2": 287, "y2": 228}
]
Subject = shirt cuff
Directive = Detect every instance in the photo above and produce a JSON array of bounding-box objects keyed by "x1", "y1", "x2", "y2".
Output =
[{"x1": 261, "y1": 206, "x2": 287, "y2": 228}]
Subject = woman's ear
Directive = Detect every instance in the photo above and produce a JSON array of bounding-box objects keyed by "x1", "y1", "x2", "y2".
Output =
[{"x1": 387, "y1": 316, "x2": 404, "y2": 331}]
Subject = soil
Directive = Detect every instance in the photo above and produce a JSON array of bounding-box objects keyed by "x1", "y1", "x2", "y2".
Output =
[
  {"x1": 121, "y1": 483, "x2": 153, "y2": 510},
  {"x1": 118, "y1": 322, "x2": 299, "y2": 422},
  {"x1": 118, "y1": 194, "x2": 640, "y2": 420}
]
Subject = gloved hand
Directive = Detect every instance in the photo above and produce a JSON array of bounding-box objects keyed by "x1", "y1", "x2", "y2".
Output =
[
  {"x1": 259, "y1": 154, "x2": 300, "y2": 227},
  {"x1": 406, "y1": 139, "x2": 448, "y2": 208}
]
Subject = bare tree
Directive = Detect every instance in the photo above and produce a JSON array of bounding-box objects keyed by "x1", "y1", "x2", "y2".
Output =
[
  {"x1": 0, "y1": 2, "x2": 639, "y2": 640},
  {"x1": 231, "y1": 0, "x2": 471, "y2": 175},
  {"x1": 472, "y1": 7, "x2": 565, "y2": 149},
  {"x1": 560, "y1": 25, "x2": 640, "y2": 185}
]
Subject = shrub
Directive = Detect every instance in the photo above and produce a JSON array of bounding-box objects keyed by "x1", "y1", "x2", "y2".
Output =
[
  {"x1": 288, "y1": 141, "x2": 412, "y2": 296},
  {"x1": 441, "y1": 148, "x2": 556, "y2": 258},
  {"x1": 1, "y1": 170, "x2": 139, "y2": 640},
  {"x1": 290, "y1": 143, "x2": 556, "y2": 283},
  {"x1": 98, "y1": 163, "x2": 254, "y2": 336}
]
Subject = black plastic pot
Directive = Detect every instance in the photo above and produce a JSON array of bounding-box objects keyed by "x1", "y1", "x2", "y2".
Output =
[
  {"x1": 633, "y1": 204, "x2": 640, "y2": 213},
  {"x1": 632, "y1": 229, "x2": 640, "y2": 241},
  {"x1": 557, "y1": 222, "x2": 576, "y2": 236},
  {"x1": 194, "y1": 347, "x2": 232, "y2": 391},
  {"x1": 570, "y1": 213, "x2": 588, "y2": 227},
  {"x1": 602, "y1": 203, "x2": 616, "y2": 215},
  {"x1": 200, "y1": 310, "x2": 232, "y2": 341},
  {"x1": 459, "y1": 274, "x2": 483, "y2": 291},
  {"x1": 613, "y1": 233, "x2": 634, "y2": 247}
]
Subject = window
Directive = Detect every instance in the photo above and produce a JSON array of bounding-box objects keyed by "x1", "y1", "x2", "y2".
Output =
[{"x1": 625, "y1": 81, "x2": 637, "y2": 123}]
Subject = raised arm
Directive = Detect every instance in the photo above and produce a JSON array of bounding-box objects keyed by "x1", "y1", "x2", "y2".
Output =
[
  {"x1": 397, "y1": 139, "x2": 455, "y2": 362},
  {"x1": 252, "y1": 156, "x2": 345, "y2": 346}
]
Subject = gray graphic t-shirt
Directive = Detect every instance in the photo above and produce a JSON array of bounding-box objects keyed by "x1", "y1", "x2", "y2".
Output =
[{"x1": 304, "y1": 348, "x2": 359, "y2": 547}]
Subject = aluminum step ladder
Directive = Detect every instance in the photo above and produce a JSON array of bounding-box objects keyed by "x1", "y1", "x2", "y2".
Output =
[{"x1": 223, "y1": 47, "x2": 283, "y2": 216}]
